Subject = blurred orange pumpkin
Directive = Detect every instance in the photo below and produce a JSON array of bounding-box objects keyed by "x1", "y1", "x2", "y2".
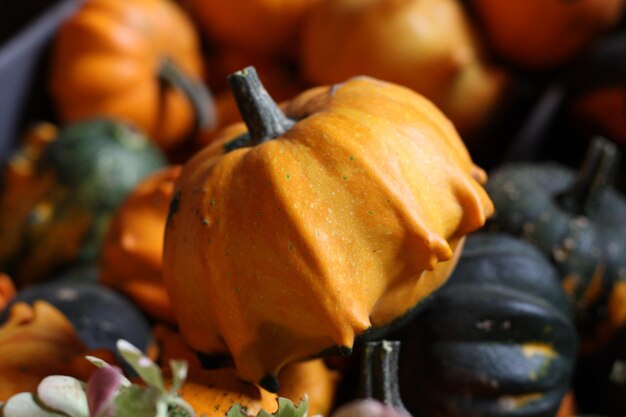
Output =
[
  {"x1": 470, "y1": 0, "x2": 626, "y2": 69},
  {"x1": 180, "y1": 0, "x2": 321, "y2": 56},
  {"x1": 300, "y1": 0, "x2": 508, "y2": 135},
  {"x1": 100, "y1": 166, "x2": 181, "y2": 324},
  {"x1": 0, "y1": 301, "x2": 86, "y2": 400},
  {"x1": 50, "y1": 0, "x2": 214, "y2": 151}
]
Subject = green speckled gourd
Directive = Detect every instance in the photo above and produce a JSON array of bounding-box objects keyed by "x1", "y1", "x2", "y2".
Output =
[
  {"x1": 0, "y1": 119, "x2": 166, "y2": 286},
  {"x1": 400, "y1": 233, "x2": 578, "y2": 417},
  {"x1": 486, "y1": 138, "x2": 626, "y2": 352}
]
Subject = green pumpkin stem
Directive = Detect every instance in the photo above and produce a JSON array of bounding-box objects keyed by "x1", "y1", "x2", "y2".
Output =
[
  {"x1": 359, "y1": 341, "x2": 407, "y2": 413},
  {"x1": 227, "y1": 66, "x2": 295, "y2": 146},
  {"x1": 557, "y1": 137, "x2": 620, "y2": 217},
  {"x1": 158, "y1": 58, "x2": 216, "y2": 132}
]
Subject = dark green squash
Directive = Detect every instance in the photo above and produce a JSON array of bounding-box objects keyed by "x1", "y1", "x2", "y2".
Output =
[
  {"x1": 0, "y1": 119, "x2": 166, "y2": 286},
  {"x1": 399, "y1": 233, "x2": 578, "y2": 417},
  {"x1": 486, "y1": 138, "x2": 626, "y2": 352}
]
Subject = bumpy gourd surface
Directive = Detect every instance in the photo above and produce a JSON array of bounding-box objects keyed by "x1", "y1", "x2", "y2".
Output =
[{"x1": 164, "y1": 76, "x2": 493, "y2": 386}]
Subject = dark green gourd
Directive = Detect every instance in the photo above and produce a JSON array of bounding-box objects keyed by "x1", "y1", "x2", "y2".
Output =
[
  {"x1": 486, "y1": 137, "x2": 626, "y2": 352},
  {"x1": 0, "y1": 119, "x2": 166, "y2": 286},
  {"x1": 399, "y1": 233, "x2": 578, "y2": 417}
]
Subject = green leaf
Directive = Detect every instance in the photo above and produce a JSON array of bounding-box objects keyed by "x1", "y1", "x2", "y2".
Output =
[
  {"x1": 114, "y1": 386, "x2": 160, "y2": 417},
  {"x1": 168, "y1": 360, "x2": 188, "y2": 394},
  {"x1": 116, "y1": 340, "x2": 164, "y2": 391},
  {"x1": 227, "y1": 397, "x2": 309, "y2": 417}
]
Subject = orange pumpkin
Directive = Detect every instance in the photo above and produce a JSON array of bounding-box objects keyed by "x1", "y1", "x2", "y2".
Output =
[
  {"x1": 100, "y1": 166, "x2": 181, "y2": 324},
  {"x1": 163, "y1": 68, "x2": 493, "y2": 390},
  {"x1": 50, "y1": 0, "x2": 214, "y2": 151},
  {"x1": 278, "y1": 360, "x2": 340, "y2": 417},
  {"x1": 470, "y1": 0, "x2": 626, "y2": 69},
  {"x1": 300, "y1": 0, "x2": 508, "y2": 135},
  {"x1": 180, "y1": 0, "x2": 321, "y2": 56},
  {"x1": 0, "y1": 301, "x2": 86, "y2": 400}
]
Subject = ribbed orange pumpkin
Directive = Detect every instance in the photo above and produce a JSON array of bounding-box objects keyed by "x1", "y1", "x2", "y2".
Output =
[
  {"x1": 163, "y1": 67, "x2": 493, "y2": 390},
  {"x1": 470, "y1": 0, "x2": 626, "y2": 69},
  {"x1": 50, "y1": 0, "x2": 213, "y2": 150},
  {"x1": 300, "y1": 0, "x2": 507, "y2": 135},
  {"x1": 100, "y1": 166, "x2": 181, "y2": 324}
]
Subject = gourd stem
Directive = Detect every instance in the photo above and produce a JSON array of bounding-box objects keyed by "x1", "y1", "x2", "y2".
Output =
[
  {"x1": 359, "y1": 341, "x2": 408, "y2": 413},
  {"x1": 556, "y1": 137, "x2": 620, "y2": 216},
  {"x1": 227, "y1": 66, "x2": 295, "y2": 146},
  {"x1": 158, "y1": 58, "x2": 216, "y2": 132}
]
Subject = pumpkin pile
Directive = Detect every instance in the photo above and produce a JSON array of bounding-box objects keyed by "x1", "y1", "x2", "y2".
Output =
[{"x1": 0, "y1": 0, "x2": 625, "y2": 416}]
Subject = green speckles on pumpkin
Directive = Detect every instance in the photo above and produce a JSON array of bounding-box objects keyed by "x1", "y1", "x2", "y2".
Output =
[
  {"x1": 285, "y1": 173, "x2": 291, "y2": 180},
  {"x1": 368, "y1": 210, "x2": 375, "y2": 215},
  {"x1": 201, "y1": 218, "x2": 210, "y2": 225},
  {"x1": 288, "y1": 242, "x2": 295, "y2": 251},
  {"x1": 349, "y1": 155, "x2": 356, "y2": 161},
  {"x1": 210, "y1": 198, "x2": 216, "y2": 206},
  {"x1": 342, "y1": 175, "x2": 349, "y2": 181}
]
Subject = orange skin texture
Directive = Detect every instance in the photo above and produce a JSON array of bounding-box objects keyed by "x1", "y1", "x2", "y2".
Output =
[
  {"x1": 180, "y1": 0, "x2": 322, "y2": 56},
  {"x1": 50, "y1": 0, "x2": 206, "y2": 150},
  {"x1": 100, "y1": 166, "x2": 181, "y2": 324},
  {"x1": 471, "y1": 0, "x2": 626, "y2": 69},
  {"x1": 0, "y1": 301, "x2": 86, "y2": 401},
  {"x1": 300, "y1": 0, "x2": 508, "y2": 135},
  {"x1": 278, "y1": 360, "x2": 340, "y2": 416},
  {"x1": 164, "y1": 76, "x2": 494, "y2": 385},
  {"x1": 572, "y1": 87, "x2": 626, "y2": 146}
]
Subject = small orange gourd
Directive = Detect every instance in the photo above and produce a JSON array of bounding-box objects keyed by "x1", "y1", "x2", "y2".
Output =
[
  {"x1": 163, "y1": 67, "x2": 493, "y2": 390},
  {"x1": 300, "y1": 0, "x2": 507, "y2": 135},
  {"x1": 0, "y1": 301, "x2": 86, "y2": 401},
  {"x1": 50, "y1": 0, "x2": 214, "y2": 150},
  {"x1": 100, "y1": 166, "x2": 181, "y2": 324},
  {"x1": 470, "y1": 0, "x2": 626, "y2": 69},
  {"x1": 278, "y1": 360, "x2": 340, "y2": 417}
]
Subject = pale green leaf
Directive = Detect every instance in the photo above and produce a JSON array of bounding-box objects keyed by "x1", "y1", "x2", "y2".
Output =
[
  {"x1": 116, "y1": 340, "x2": 164, "y2": 391},
  {"x1": 168, "y1": 360, "x2": 188, "y2": 394},
  {"x1": 2, "y1": 393, "x2": 66, "y2": 417},
  {"x1": 114, "y1": 386, "x2": 160, "y2": 417},
  {"x1": 37, "y1": 376, "x2": 89, "y2": 417}
]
